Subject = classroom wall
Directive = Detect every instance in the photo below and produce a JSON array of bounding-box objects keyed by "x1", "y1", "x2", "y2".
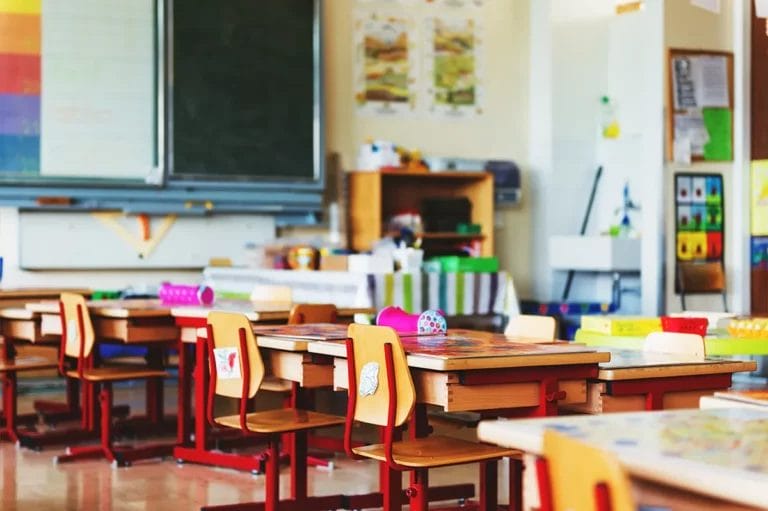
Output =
[
  {"x1": 322, "y1": 0, "x2": 535, "y2": 296},
  {"x1": 662, "y1": 0, "x2": 749, "y2": 313},
  {"x1": 527, "y1": 0, "x2": 664, "y2": 314},
  {"x1": 0, "y1": 208, "x2": 275, "y2": 290}
]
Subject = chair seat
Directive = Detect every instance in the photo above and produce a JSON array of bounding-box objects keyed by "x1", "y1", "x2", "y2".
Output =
[
  {"x1": 65, "y1": 366, "x2": 167, "y2": 382},
  {"x1": 0, "y1": 356, "x2": 57, "y2": 372},
  {"x1": 215, "y1": 408, "x2": 345, "y2": 434},
  {"x1": 352, "y1": 435, "x2": 519, "y2": 468},
  {"x1": 260, "y1": 376, "x2": 293, "y2": 393}
]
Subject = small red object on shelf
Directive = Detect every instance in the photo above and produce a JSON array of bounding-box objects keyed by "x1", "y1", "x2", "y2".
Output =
[{"x1": 661, "y1": 316, "x2": 708, "y2": 336}]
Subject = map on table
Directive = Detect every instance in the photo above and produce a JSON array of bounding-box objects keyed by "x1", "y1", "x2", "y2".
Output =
[
  {"x1": 399, "y1": 334, "x2": 595, "y2": 360},
  {"x1": 602, "y1": 349, "x2": 729, "y2": 369},
  {"x1": 251, "y1": 323, "x2": 349, "y2": 340},
  {"x1": 534, "y1": 408, "x2": 768, "y2": 474}
]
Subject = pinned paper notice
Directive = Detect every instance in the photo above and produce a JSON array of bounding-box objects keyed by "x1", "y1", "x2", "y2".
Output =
[{"x1": 213, "y1": 348, "x2": 241, "y2": 380}]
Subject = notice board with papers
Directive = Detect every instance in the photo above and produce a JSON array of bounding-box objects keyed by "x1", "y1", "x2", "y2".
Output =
[{"x1": 667, "y1": 48, "x2": 734, "y2": 163}]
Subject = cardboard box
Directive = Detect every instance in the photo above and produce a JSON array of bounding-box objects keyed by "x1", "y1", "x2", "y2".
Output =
[
  {"x1": 580, "y1": 316, "x2": 662, "y2": 336},
  {"x1": 320, "y1": 255, "x2": 349, "y2": 271}
]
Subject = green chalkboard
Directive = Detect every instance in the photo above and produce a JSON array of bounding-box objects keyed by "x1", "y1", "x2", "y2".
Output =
[{"x1": 170, "y1": 0, "x2": 320, "y2": 183}]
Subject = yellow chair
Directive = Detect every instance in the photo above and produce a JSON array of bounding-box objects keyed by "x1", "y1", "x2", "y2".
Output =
[
  {"x1": 345, "y1": 324, "x2": 523, "y2": 511},
  {"x1": 287, "y1": 303, "x2": 338, "y2": 325},
  {"x1": 54, "y1": 293, "x2": 173, "y2": 466},
  {"x1": 539, "y1": 430, "x2": 634, "y2": 511},
  {"x1": 201, "y1": 312, "x2": 345, "y2": 511},
  {"x1": 504, "y1": 314, "x2": 557, "y2": 341}
]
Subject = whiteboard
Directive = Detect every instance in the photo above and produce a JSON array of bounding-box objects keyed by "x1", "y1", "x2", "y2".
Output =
[
  {"x1": 19, "y1": 212, "x2": 275, "y2": 269},
  {"x1": 0, "y1": 0, "x2": 157, "y2": 181}
]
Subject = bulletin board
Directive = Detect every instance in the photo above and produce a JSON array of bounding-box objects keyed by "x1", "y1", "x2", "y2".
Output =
[
  {"x1": 674, "y1": 173, "x2": 724, "y2": 292},
  {"x1": 667, "y1": 49, "x2": 734, "y2": 162}
]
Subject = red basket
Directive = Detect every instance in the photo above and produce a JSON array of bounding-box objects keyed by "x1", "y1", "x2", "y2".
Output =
[{"x1": 661, "y1": 316, "x2": 708, "y2": 336}]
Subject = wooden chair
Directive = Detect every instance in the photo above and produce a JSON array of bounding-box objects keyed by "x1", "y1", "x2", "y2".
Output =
[
  {"x1": 537, "y1": 430, "x2": 634, "y2": 511},
  {"x1": 504, "y1": 314, "x2": 557, "y2": 341},
  {"x1": 250, "y1": 284, "x2": 292, "y2": 310},
  {"x1": 678, "y1": 261, "x2": 727, "y2": 312},
  {"x1": 0, "y1": 354, "x2": 57, "y2": 442},
  {"x1": 53, "y1": 293, "x2": 173, "y2": 466},
  {"x1": 287, "y1": 303, "x2": 338, "y2": 325},
  {"x1": 345, "y1": 324, "x2": 523, "y2": 511},
  {"x1": 200, "y1": 312, "x2": 345, "y2": 511},
  {"x1": 643, "y1": 331, "x2": 705, "y2": 359}
]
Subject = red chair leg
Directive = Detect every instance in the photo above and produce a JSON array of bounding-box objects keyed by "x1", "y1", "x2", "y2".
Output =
[
  {"x1": 508, "y1": 457, "x2": 523, "y2": 511},
  {"x1": 0, "y1": 372, "x2": 18, "y2": 442},
  {"x1": 409, "y1": 469, "x2": 430, "y2": 511},
  {"x1": 479, "y1": 460, "x2": 498, "y2": 511},
  {"x1": 265, "y1": 439, "x2": 280, "y2": 511}
]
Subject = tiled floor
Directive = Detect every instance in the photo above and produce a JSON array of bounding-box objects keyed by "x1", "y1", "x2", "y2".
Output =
[{"x1": 2, "y1": 384, "x2": 508, "y2": 510}]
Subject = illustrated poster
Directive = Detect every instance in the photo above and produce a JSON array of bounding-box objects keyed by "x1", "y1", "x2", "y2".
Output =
[
  {"x1": 354, "y1": 13, "x2": 417, "y2": 116},
  {"x1": 423, "y1": 16, "x2": 483, "y2": 118}
]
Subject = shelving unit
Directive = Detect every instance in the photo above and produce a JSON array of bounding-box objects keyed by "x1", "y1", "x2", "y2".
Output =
[{"x1": 347, "y1": 170, "x2": 494, "y2": 256}]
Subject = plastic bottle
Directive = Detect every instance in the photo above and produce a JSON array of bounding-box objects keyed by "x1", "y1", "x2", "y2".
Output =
[{"x1": 600, "y1": 96, "x2": 620, "y2": 139}]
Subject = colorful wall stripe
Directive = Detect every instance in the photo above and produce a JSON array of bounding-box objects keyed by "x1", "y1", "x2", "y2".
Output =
[{"x1": 0, "y1": 0, "x2": 40, "y2": 172}]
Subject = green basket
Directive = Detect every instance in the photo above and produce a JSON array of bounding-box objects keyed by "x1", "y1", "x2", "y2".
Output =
[{"x1": 431, "y1": 256, "x2": 499, "y2": 273}]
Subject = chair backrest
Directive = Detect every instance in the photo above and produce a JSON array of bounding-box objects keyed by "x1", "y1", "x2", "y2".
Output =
[
  {"x1": 643, "y1": 331, "x2": 705, "y2": 359},
  {"x1": 678, "y1": 261, "x2": 725, "y2": 293},
  {"x1": 543, "y1": 430, "x2": 634, "y2": 511},
  {"x1": 678, "y1": 261, "x2": 727, "y2": 311},
  {"x1": 59, "y1": 293, "x2": 96, "y2": 359},
  {"x1": 346, "y1": 324, "x2": 415, "y2": 427},
  {"x1": 250, "y1": 284, "x2": 292, "y2": 309},
  {"x1": 207, "y1": 311, "x2": 265, "y2": 400},
  {"x1": 504, "y1": 314, "x2": 556, "y2": 342},
  {"x1": 288, "y1": 303, "x2": 338, "y2": 325}
]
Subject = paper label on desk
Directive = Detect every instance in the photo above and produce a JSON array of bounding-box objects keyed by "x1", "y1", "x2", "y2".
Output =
[
  {"x1": 213, "y1": 348, "x2": 241, "y2": 380},
  {"x1": 359, "y1": 362, "x2": 380, "y2": 397}
]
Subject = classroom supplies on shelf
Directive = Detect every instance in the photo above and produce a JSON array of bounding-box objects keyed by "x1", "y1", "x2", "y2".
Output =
[
  {"x1": 376, "y1": 306, "x2": 447, "y2": 334},
  {"x1": 726, "y1": 317, "x2": 768, "y2": 338},
  {"x1": 580, "y1": 315, "x2": 661, "y2": 336},
  {"x1": 203, "y1": 267, "x2": 511, "y2": 316},
  {"x1": 158, "y1": 283, "x2": 215, "y2": 306},
  {"x1": 660, "y1": 315, "x2": 708, "y2": 336},
  {"x1": 428, "y1": 256, "x2": 499, "y2": 273}
]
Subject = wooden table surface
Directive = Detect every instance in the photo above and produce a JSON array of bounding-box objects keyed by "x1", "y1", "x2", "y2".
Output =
[
  {"x1": 597, "y1": 349, "x2": 757, "y2": 380},
  {"x1": 27, "y1": 299, "x2": 372, "y2": 322},
  {"x1": 308, "y1": 330, "x2": 610, "y2": 371},
  {"x1": 478, "y1": 408, "x2": 768, "y2": 510},
  {"x1": 575, "y1": 328, "x2": 768, "y2": 356}
]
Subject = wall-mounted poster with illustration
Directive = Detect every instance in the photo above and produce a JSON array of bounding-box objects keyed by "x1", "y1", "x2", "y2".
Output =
[
  {"x1": 423, "y1": 16, "x2": 483, "y2": 118},
  {"x1": 426, "y1": 0, "x2": 484, "y2": 7},
  {"x1": 354, "y1": 12, "x2": 418, "y2": 116},
  {"x1": 674, "y1": 173, "x2": 724, "y2": 291}
]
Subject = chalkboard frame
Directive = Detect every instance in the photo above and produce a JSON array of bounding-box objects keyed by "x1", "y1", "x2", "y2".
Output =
[{"x1": 164, "y1": 0, "x2": 325, "y2": 191}]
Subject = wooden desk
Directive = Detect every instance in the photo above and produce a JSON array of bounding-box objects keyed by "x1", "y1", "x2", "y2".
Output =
[
  {"x1": 478, "y1": 408, "x2": 768, "y2": 510},
  {"x1": 0, "y1": 288, "x2": 90, "y2": 309},
  {"x1": 575, "y1": 328, "x2": 768, "y2": 356},
  {"x1": 565, "y1": 349, "x2": 756, "y2": 413},
  {"x1": 170, "y1": 311, "x2": 369, "y2": 473},
  {"x1": 309, "y1": 331, "x2": 610, "y2": 415}
]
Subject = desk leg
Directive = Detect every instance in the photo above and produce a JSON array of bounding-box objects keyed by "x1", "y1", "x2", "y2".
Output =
[
  {"x1": 146, "y1": 347, "x2": 164, "y2": 424},
  {"x1": 195, "y1": 336, "x2": 209, "y2": 450},
  {"x1": 177, "y1": 340, "x2": 192, "y2": 445}
]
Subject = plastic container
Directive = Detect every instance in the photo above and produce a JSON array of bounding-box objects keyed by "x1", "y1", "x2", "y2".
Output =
[
  {"x1": 159, "y1": 283, "x2": 215, "y2": 305},
  {"x1": 661, "y1": 316, "x2": 708, "y2": 337},
  {"x1": 431, "y1": 256, "x2": 499, "y2": 273}
]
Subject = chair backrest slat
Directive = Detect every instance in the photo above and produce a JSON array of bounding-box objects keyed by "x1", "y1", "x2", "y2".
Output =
[
  {"x1": 60, "y1": 293, "x2": 95, "y2": 359},
  {"x1": 347, "y1": 324, "x2": 415, "y2": 427},
  {"x1": 207, "y1": 312, "x2": 265, "y2": 399},
  {"x1": 288, "y1": 304, "x2": 338, "y2": 325},
  {"x1": 504, "y1": 314, "x2": 557, "y2": 342},
  {"x1": 543, "y1": 430, "x2": 634, "y2": 511}
]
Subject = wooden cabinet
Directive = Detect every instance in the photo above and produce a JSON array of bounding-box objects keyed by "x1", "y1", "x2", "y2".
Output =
[{"x1": 347, "y1": 171, "x2": 494, "y2": 256}]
